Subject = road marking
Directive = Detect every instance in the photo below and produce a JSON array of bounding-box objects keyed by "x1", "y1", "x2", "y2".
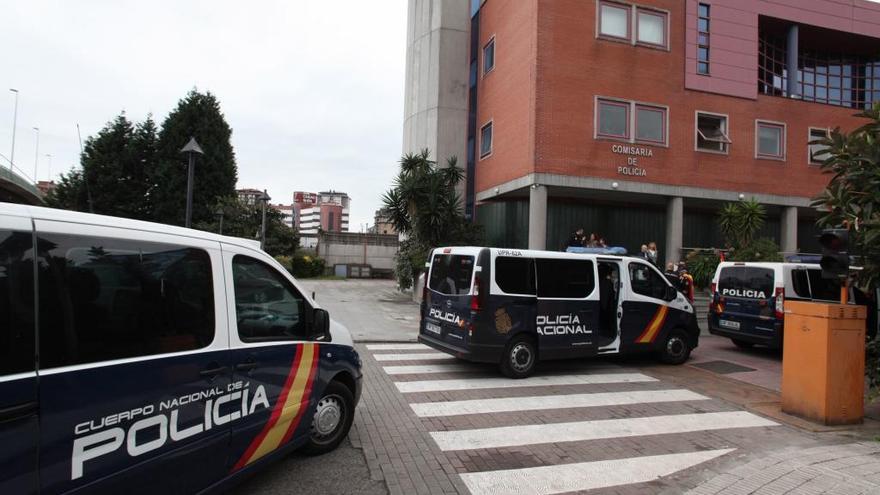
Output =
[
  {"x1": 395, "y1": 373, "x2": 656, "y2": 393},
  {"x1": 431, "y1": 411, "x2": 777, "y2": 451},
  {"x1": 365, "y1": 343, "x2": 432, "y2": 351},
  {"x1": 372, "y1": 352, "x2": 455, "y2": 362},
  {"x1": 383, "y1": 364, "x2": 480, "y2": 375},
  {"x1": 460, "y1": 448, "x2": 735, "y2": 495},
  {"x1": 410, "y1": 389, "x2": 708, "y2": 417}
]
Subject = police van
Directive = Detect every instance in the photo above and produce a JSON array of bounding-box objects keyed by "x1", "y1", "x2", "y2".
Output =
[
  {"x1": 0, "y1": 203, "x2": 362, "y2": 494},
  {"x1": 418, "y1": 247, "x2": 699, "y2": 378},
  {"x1": 708, "y1": 261, "x2": 842, "y2": 348}
]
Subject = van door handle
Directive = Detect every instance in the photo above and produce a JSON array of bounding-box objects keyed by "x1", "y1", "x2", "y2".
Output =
[
  {"x1": 200, "y1": 365, "x2": 228, "y2": 378},
  {"x1": 0, "y1": 401, "x2": 38, "y2": 424},
  {"x1": 235, "y1": 361, "x2": 259, "y2": 372}
]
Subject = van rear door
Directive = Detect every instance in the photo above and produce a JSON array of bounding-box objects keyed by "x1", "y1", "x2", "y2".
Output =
[
  {"x1": 422, "y1": 252, "x2": 476, "y2": 346},
  {"x1": 0, "y1": 221, "x2": 39, "y2": 495},
  {"x1": 717, "y1": 266, "x2": 778, "y2": 338}
]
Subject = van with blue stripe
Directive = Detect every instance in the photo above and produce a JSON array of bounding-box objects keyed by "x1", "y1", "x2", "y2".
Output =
[{"x1": 0, "y1": 203, "x2": 362, "y2": 494}]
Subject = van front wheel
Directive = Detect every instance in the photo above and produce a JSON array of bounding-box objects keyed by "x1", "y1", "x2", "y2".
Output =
[
  {"x1": 500, "y1": 335, "x2": 537, "y2": 379},
  {"x1": 302, "y1": 381, "x2": 355, "y2": 455},
  {"x1": 659, "y1": 329, "x2": 692, "y2": 365}
]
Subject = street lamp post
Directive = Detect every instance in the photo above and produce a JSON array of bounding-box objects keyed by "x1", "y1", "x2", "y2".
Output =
[
  {"x1": 32, "y1": 127, "x2": 39, "y2": 182},
  {"x1": 215, "y1": 208, "x2": 225, "y2": 235},
  {"x1": 259, "y1": 189, "x2": 271, "y2": 250},
  {"x1": 179, "y1": 137, "x2": 204, "y2": 229},
  {"x1": 9, "y1": 88, "x2": 18, "y2": 170}
]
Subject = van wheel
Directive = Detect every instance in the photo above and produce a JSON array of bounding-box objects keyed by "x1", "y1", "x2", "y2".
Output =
[
  {"x1": 731, "y1": 339, "x2": 754, "y2": 349},
  {"x1": 500, "y1": 335, "x2": 537, "y2": 379},
  {"x1": 302, "y1": 381, "x2": 355, "y2": 455},
  {"x1": 659, "y1": 329, "x2": 692, "y2": 365}
]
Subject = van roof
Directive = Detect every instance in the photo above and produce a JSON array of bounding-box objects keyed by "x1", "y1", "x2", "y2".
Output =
[
  {"x1": 717, "y1": 261, "x2": 820, "y2": 270},
  {"x1": 432, "y1": 246, "x2": 633, "y2": 262},
  {"x1": 0, "y1": 201, "x2": 263, "y2": 251}
]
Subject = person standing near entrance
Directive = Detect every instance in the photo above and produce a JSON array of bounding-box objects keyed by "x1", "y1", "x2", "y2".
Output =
[
  {"x1": 679, "y1": 265, "x2": 695, "y2": 303},
  {"x1": 568, "y1": 228, "x2": 586, "y2": 247},
  {"x1": 647, "y1": 241, "x2": 659, "y2": 268}
]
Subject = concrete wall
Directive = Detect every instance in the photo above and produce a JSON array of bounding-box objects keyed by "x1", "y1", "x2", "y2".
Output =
[
  {"x1": 402, "y1": 0, "x2": 470, "y2": 170},
  {"x1": 317, "y1": 232, "x2": 399, "y2": 271}
]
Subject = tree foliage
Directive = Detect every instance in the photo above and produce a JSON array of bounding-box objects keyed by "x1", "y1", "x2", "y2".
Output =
[
  {"x1": 716, "y1": 198, "x2": 780, "y2": 262},
  {"x1": 382, "y1": 149, "x2": 483, "y2": 289},
  {"x1": 194, "y1": 196, "x2": 299, "y2": 258}
]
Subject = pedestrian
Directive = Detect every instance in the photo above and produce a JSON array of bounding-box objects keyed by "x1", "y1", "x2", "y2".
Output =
[
  {"x1": 637, "y1": 244, "x2": 650, "y2": 261},
  {"x1": 587, "y1": 232, "x2": 598, "y2": 247},
  {"x1": 647, "y1": 241, "x2": 659, "y2": 267},
  {"x1": 679, "y1": 265, "x2": 695, "y2": 303},
  {"x1": 596, "y1": 236, "x2": 607, "y2": 248},
  {"x1": 567, "y1": 228, "x2": 586, "y2": 247},
  {"x1": 664, "y1": 262, "x2": 679, "y2": 286}
]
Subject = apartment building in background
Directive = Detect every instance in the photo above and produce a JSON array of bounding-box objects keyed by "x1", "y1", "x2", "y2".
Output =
[
  {"x1": 404, "y1": 0, "x2": 880, "y2": 262},
  {"x1": 294, "y1": 190, "x2": 351, "y2": 234}
]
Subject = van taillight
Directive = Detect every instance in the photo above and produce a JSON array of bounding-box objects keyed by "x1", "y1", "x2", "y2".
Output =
[
  {"x1": 470, "y1": 274, "x2": 483, "y2": 312},
  {"x1": 774, "y1": 288, "x2": 785, "y2": 319}
]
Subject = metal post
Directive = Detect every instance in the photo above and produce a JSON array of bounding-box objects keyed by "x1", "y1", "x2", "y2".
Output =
[
  {"x1": 180, "y1": 137, "x2": 204, "y2": 229},
  {"x1": 32, "y1": 127, "x2": 39, "y2": 182},
  {"x1": 260, "y1": 189, "x2": 270, "y2": 250},
  {"x1": 217, "y1": 211, "x2": 225, "y2": 235},
  {"x1": 9, "y1": 89, "x2": 18, "y2": 170},
  {"x1": 786, "y1": 24, "x2": 799, "y2": 98}
]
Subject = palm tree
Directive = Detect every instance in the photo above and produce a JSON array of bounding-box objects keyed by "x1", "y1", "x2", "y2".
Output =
[{"x1": 718, "y1": 198, "x2": 765, "y2": 248}]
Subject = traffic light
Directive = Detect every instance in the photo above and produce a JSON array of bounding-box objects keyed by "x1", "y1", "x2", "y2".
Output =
[{"x1": 818, "y1": 228, "x2": 849, "y2": 279}]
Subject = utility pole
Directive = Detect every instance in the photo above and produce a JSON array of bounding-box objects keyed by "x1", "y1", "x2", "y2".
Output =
[
  {"x1": 180, "y1": 137, "x2": 204, "y2": 228},
  {"x1": 77, "y1": 123, "x2": 95, "y2": 213},
  {"x1": 259, "y1": 189, "x2": 271, "y2": 250},
  {"x1": 9, "y1": 88, "x2": 18, "y2": 170}
]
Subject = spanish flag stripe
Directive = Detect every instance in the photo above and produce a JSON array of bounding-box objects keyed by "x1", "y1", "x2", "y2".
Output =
[
  {"x1": 280, "y1": 345, "x2": 320, "y2": 444},
  {"x1": 636, "y1": 306, "x2": 669, "y2": 344}
]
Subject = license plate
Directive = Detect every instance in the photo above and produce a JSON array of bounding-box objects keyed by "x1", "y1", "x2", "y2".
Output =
[
  {"x1": 425, "y1": 322, "x2": 442, "y2": 335},
  {"x1": 720, "y1": 319, "x2": 741, "y2": 330}
]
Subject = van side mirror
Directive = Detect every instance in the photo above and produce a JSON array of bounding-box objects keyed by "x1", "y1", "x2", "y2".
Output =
[
  {"x1": 665, "y1": 285, "x2": 678, "y2": 301},
  {"x1": 312, "y1": 308, "x2": 331, "y2": 341}
]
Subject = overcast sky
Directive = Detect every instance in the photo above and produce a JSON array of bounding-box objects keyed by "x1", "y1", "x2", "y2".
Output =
[{"x1": 0, "y1": 0, "x2": 407, "y2": 230}]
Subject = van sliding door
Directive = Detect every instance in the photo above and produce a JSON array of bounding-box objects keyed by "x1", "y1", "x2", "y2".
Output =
[{"x1": 534, "y1": 258, "x2": 599, "y2": 359}]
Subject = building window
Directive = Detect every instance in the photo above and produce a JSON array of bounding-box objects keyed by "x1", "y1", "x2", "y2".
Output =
[
  {"x1": 480, "y1": 121, "x2": 493, "y2": 158},
  {"x1": 635, "y1": 104, "x2": 666, "y2": 144},
  {"x1": 696, "y1": 112, "x2": 731, "y2": 153},
  {"x1": 809, "y1": 127, "x2": 830, "y2": 165},
  {"x1": 597, "y1": 99, "x2": 630, "y2": 139},
  {"x1": 697, "y1": 3, "x2": 710, "y2": 74},
  {"x1": 636, "y1": 8, "x2": 667, "y2": 48},
  {"x1": 598, "y1": 1, "x2": 630, "y2": 40},
  {"x1": 756, "y1": 121, "x2": 786, "y2": 160},
  {"x1": 483, "y1": 37, "x2": 495, "y2": 75}
]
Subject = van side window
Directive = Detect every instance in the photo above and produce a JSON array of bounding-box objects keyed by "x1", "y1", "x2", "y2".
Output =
[
  {"x1": 495, "y1": 257, "x2": 535, "y2": 295},
  {"x1": 428, "y1": 254, "x2": 474, "y2": 295},
  {"x1": 37, "y1": 234, "x2": 215, "y2": 369},
  {"x1": 629, "y1": 262, "x2": 668, "y2": 300},
  {"x1": 0, "y1": 230, "x2": 35, "y2": 375},
  {"x1": 536, "y1": 258, "x2": 595, "y2": 298},
  {"x1": 232, "y1": 255, "x2": 307, "y2": 341}
]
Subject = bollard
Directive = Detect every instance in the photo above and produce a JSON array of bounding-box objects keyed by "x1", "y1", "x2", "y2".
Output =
[{"x1": 781, "y1": 301, "x2": 867, "y2": 425}]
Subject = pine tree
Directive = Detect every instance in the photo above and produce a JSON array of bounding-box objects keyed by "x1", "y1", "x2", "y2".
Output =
[{"x1": 151, "y1": 90, "x2": 238, "y2": 226}]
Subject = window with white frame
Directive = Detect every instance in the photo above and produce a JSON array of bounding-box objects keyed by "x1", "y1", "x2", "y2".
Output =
[
  {"x1": 483, "y1": 37, "x2": 495, "y2": 74},
  {"x1": 756, "y1": 121, "x2": 786, "y2": 160},
  {"x1": 598, "y1": 1, "x2": 630, "y2": 40},
  {"x1": 480, "y1": 121, "x2": 493, "y2": 158},
  {"x1": 809, "y1": 127, "x2": 830, "y2": 164},
  {"x1": 636, "y1": 9, "x2": 666, "y2": 47},
  {"x1": 696, "y1": 112, "x2": 731, "y2": 153},
  {"x1": 596, "y1": 98, "x2": 667, "y2": 145}
]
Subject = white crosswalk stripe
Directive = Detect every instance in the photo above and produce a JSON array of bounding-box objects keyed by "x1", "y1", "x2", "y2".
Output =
[
  {"x1": 410, "y1": 389, "x2": 709, "y2": 417},
  {"x1": 395, "y1": 372, "x2": 656, "y2": 393},
  {"x1": 460, "y1": 449, "x2": 736, "y2": 495},
  {"x1": 365, "y1": 343, "x2": 433, "y2": 351},
  {"x1": 383, "y1": 364, "x2": 480, "y2": 375},
  {"x1": 430, "y1": 411, "x2": 778, "y2": 451},
  {"x1": 372, "y1": 352, "x2": 456, "y2": 362}
]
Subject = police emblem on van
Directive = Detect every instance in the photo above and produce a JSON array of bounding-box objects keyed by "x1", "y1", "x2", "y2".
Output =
[
  {"x1": 494, "y1": 308, "x2": 512, "y2": 334},
  {"x1": 721, "y1": 288, "x2": 767, "y2": 299},
  {"x1": 536, "y1": 314, "x2": 591, "y2": 335}
]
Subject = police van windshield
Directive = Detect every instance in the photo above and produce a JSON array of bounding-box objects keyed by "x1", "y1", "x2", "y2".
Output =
[
  {"x1": 428, "y1": 254, "x2": 474, "y2": 295},
  {"x1": 718, "y1": 266, "x2": 774, "y2": 299}
]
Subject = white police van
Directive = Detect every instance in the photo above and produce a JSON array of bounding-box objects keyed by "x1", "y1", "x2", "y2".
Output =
[
  {"x1": 708, "y1": 261, "x2": 841, "y2": 348},
  {"x1": 0, "y1": 203, "x2": 362, "y2": 494},
  {"x1": 419, "y1": 247, "x2": 699, "y2": 378}
]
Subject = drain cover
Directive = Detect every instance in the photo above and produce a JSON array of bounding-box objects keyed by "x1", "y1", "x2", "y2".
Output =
[{"x1": 692, "y1": 360, "x2": 756, "y2": 374}]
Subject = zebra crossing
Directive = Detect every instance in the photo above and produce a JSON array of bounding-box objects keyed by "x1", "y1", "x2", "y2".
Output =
[{"x1": 364, "y1": 343, "x2": 780, "y2": 495}]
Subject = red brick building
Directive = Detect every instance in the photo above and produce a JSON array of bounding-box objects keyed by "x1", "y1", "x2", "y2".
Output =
[{"x1": 438, "y1": 0, "x2": 880, "y2": 261}]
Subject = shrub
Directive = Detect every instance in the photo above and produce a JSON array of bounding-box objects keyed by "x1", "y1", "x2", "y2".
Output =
[
  {"x1": 289, "y1": 254, "x2": 326, "y2": 278},
  {"x1": 730, "y1": 237, "x2": 783, "y2": 262},
  {"x1": 686, "y1": 252, "x2": 720, "y2": 290}
]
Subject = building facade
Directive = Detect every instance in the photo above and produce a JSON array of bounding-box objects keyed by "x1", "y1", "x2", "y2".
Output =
[
  {"x1": 294, "y1": 190, "x2": 351, "y2": 234},
  {"x1": 371, "y1": 208, "x2": 398, "y2": 235},
  {"x1": 406, "y1": 0, "x2": 880, "y2": 262},
  {"x1": 236, "y1": 188, "x2": 263, "y2": 207},
  {"x1": 272, "y1": 203, "x2": 295, "y2": 229}
]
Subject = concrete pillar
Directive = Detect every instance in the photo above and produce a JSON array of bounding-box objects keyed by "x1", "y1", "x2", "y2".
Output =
[
  {"x1": 781, "y1": 206, "x2": 798, "y2": 255},
  {"x1": 665, "y1": 196, "x2": 683, "y2": 265},
  {"x1": 528, "y1": 185, "x2": 547, "y2": 250},
  {"x1": 786, "y1": 24, "x2": 800, "y2": 97}
]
